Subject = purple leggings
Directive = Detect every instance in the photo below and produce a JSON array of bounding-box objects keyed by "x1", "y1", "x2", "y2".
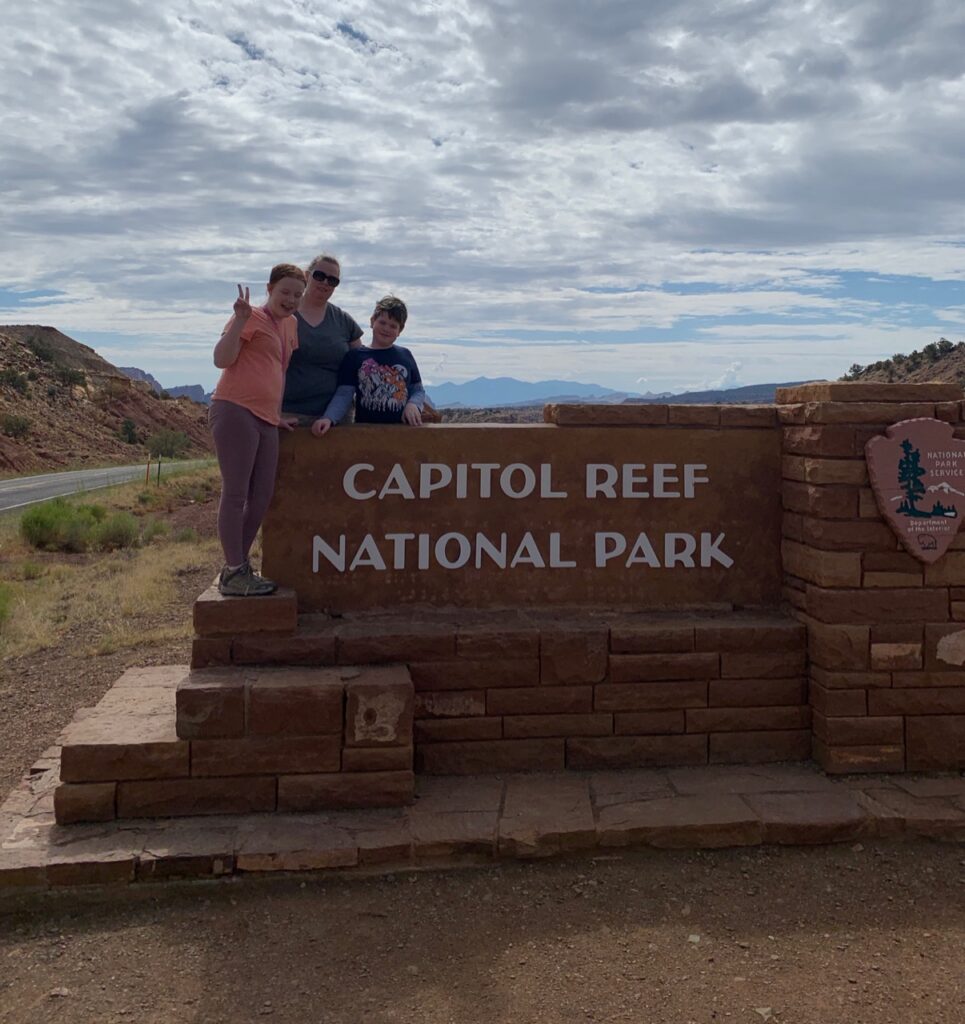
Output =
[{"x1": 209, "y1": 400, "x2": 279, "y2": 566}]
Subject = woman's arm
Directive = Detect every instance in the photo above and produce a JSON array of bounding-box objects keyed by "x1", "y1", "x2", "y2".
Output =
[{"x1": 213, "y1": 286, "x2": 252, "y2": 368}]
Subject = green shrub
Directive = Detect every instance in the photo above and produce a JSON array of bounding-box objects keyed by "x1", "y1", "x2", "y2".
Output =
[
  {"x1": 146, "y1": 428, "x2": 190, "y2": 458},
  {"x1": 1, "y1": 414, "x2": 30, "y2": 439},
  {"x1": 92, "y1": 511, "x2": 140, "y2": 551},
  {"x1": 26, "y1": 335, "x2": 55, "y2": 363},
  {"x1": 0, "y1": 368, "x2": 29, "y2": 394},
  {"x1": 119, "y1": 418, "x2": 139, "y2": 444},
  {"x1": 174, "y1": 527, "x2": 198, "y2": 543},
  {"x1": 21, "y1": 561, "x2": 44, "y2": 580},
  {"x1": 20, "y1": 498, "x2": 104, "y2": 552},
  {"x1": 55, "y1": 367, "x2": 86, "y2": 387},
  {"x1": 0, "y1": 582, "x2": 12, "y2": 628},
  {"x1": 142, "y1": 519, "x2": 168, "y2": 544}
]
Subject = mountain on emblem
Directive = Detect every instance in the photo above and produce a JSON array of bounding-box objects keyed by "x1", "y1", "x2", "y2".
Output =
[{"x1": 866, "y1": 418, "x2": 965, "y2": 563}]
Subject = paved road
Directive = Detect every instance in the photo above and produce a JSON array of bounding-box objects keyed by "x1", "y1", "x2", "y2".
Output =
[{"x1": 0, "y1": 460, "x2": 209, "y2": 513}]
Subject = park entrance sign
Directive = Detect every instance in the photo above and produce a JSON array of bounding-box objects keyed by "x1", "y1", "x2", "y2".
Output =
[{"x1": 262, "y1": 423, "x2": 783, "y2": 611}]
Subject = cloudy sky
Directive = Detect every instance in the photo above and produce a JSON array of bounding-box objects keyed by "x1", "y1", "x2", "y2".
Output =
[{"x1": 2, "y1": 0, "x2": 965, "y2": 395}]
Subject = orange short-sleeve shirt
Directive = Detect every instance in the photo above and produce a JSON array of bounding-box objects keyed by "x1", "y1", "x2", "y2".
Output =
[{"x1": 212, "y1": 308, "x2": 298, "y2": 425}]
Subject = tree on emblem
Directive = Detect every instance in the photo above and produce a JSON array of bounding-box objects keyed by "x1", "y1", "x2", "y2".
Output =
[{"x1": 896, "y1": 439, "x2": 927, "y2": 516}]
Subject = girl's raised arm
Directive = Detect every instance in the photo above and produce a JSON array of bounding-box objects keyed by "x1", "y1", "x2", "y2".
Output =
[{"x1": 213, "y1": 285, "x2": 252, "y2": 368}]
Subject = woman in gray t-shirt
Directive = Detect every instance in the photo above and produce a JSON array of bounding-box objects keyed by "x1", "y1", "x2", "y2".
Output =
[{"x1": 282, "y1": 253, "x2": 363, "y2": 420}]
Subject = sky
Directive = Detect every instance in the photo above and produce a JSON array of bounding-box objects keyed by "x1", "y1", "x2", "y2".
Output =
[{"x1": 2, "y1": 0, "x2": 965, "y2": 396}]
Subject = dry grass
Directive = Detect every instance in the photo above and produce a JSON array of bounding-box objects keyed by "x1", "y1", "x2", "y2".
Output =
[{"x1": 0, "y1": 465, "x2": 220, "y2": 658}]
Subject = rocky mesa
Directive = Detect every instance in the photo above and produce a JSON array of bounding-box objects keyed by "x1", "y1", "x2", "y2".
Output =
[{"x1": 0, "y1": 325, "x2": 212, "y2": 474}]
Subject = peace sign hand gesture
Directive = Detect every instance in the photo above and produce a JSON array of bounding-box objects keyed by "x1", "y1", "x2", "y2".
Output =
[{"x1": 233, "y1": 285, "x2": 252, "y2": 322}]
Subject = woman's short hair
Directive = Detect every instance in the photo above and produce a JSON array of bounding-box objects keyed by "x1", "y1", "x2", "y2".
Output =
[
  {"x1": 268, "y1": 263, "x2": 307, "y2": 286},
  {"x1": 373, "y1": 295, "x2": 408, "y2": 329},
  {"x1": 307, "y1": 253, "x2": 341, "y2": 274}
]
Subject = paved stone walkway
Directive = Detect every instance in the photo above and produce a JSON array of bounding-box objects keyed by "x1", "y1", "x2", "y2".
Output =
[{"x1": 1, "y1": 753, "x2": 963, "y2": 891}]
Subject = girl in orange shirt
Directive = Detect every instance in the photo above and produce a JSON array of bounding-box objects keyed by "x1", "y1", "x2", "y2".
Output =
[{"x1": 210, "y1": 263, "x2": 306, "y2": 596}]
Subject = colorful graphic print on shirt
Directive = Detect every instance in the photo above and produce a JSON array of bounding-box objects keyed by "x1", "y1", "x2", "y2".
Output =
[{"x1": 358, "y1": 357, "x2": 410, "y2": 414}]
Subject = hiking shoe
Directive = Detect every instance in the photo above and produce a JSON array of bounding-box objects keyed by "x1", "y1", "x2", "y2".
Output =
[{"x1": 217, "y1": 563, "x2": 277, "y2": 597}]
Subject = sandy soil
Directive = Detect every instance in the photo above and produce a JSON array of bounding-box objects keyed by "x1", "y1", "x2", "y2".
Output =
[{"x1": 0, "y1": 494, "x2": 963, "y2": 1024}]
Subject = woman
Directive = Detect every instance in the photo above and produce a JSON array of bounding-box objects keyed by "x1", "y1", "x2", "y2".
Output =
[{"x1": 282, "y1": 252, "x2": 364, "y2": 423}]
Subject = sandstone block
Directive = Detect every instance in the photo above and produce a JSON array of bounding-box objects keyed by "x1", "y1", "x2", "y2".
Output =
[
  {"x1": 248, "y1": 670, "x2": 344, "y2": 736},
  {"x1": 117, "y1": 777, "x2": 276, "y2": 818},
  {"x1": 864, "y1": 551, "x2": 922, "y2": 573},
  {"x1": 742, "y1": 791, "x2": 871, "y2": 844},
  {"x1": 923, "y1": 552, "x2": 965, "y2": 586},
  {"x1": 924, "y1": 622, "x2": 965, "y2": 669},
  {"x1": 414, "y1": 717, "x2": 503, "y2": 742},
  {"x1": 415, "y1": 738, "x2": 564, "y2": 775},
  {"x1": 456, "y1": 627, "x2": 539, "y2": 659},
  {"x1": 503, "y1": 713, "x2": 613, "y2": 738},
  {"x1": 803, "y1": 401, "x2": 935, "y2": 424},
  {"x1": 799, "y1": 516, "x2": 896, "y2": 551},
  {"x1": 610, "y1": 623, "x2": 695, "y2": 653},
  {"x1": 595, "y1": 681, "x2": 708, "y2": 711},
  {"x1": 686, "y1": 706, "x2": 810, "y2": 733},
  {"x1": 805, "y1": 619, "x2": 869, "y2": 670},
  {"x1": 782, "y1": 425, "x2": 856, "y2": 457},
  {"x1": 720, "y1": 650, "x2": 806, "y2": 678},
  {"x1": 176, "y1": 673, "x2": 245, "y2": 739},
  {"x1": 567, "y1": 734, "x2": 707, "y2": 770},
  {"x1": 667, "y1": 405, "x2": 720, "y2": 426},
  {"x1": 782, "y1": 540, "x2": 862, "y2": 587},
  {"x1": 810, "y1": 666, "x2": 890, "y2": 690},
  {"x1": 191, "y1": 735, "x2": 341, "y2": 776},
  {"x1": 891, "y1": 670, "x2": 965, "y2": 688},
  {"x1": 410, "y1": 659, "x2": 539, "y2": 691},
  {"x1": 812, "y1": 738, "x2": 905, "y2": 774},
  {"x1": 812, "y1": 711, "x2": 903, "y2": 746},
  {"x1": 776, "y1": 382, "x2": 959, "y2": 404},
  {"x1": 54, "y1": 783, "x2": 116, "y2": 824},
  {"x1": 232, "y1": 632, "x2": 337, "y2": 666},
  {"x1": 340, "y1": 746, "x2": 413, "y2": 772},
  {"x1": 415, "y1": 690, "x2": 487, "y2": 718},
  {"x1": 719, "y1": 405, "x2": 776, "y2": 427},
  {"x1": 337, "y1": 625, "x2": 456, "y2": 664},
  {"x1": 60, "y1": 715, "x2": 189, "y2": 783},
  {"x1": 708, "y1": 729, "x2": 811, "y2": 764},
  {"x1": 809, "y1": 684, "x2": 866, "y2": 717},
  {"x1": 540, "y1": 627, "x2": 608, "y2": 685},
  {"x1": 190, "y1": 638, "x2": 232, "y2": 669},
  {"x1": 613, "y1": 711, "x2": 686, "y2": 734},
  {"x1": 498, "y1": 775, "x2": 596, "y2": 857},
  {"x1": 870, "y1": 642, "x2": 922, "y2": 671},
  {"x1": 800, "y1": 457, "x2": 868, "y2": 486},
  {"x1": 344, "y1": 669, "x2": 414, "y2": 747},
  {"x1": 486, "y1": 686, "x2": 593, "y2": 715},
  {"x1": 278, "y1": 770, "x2": 414, "y2": 811},
  {"x1": 805, "y1": 586, "x2": 949, "y2": 624},
  {"x1": 193, "y1": 584, "x2": 296, "y2": 638},
  {"x1": 783, "y1": 510, "x2": 804, "y2": 541},
  {"x1": 609, "y1": 653, "x2": 719, "y2": 682},
  {"x1": 694, "y1": 618, "x2": 805, "y2": 651},
  {"x1": 868, "y1": 687, "x2": 965, "y2": 716},
  {"x1": 709, "y1": 677, "x2": 806, "y2": 707},
  {"x1": 905, "y1": 715, "x2": 965, "y2": 770},
  {"x1": 548, "y1": 404, "x2": 669, "y2": 426},
  {"x1": 596, "y1": 794, "x2": 761, "y2": 849},
  {"x1": 782, "y1": 482, "x2": 858, "y2": 519}
]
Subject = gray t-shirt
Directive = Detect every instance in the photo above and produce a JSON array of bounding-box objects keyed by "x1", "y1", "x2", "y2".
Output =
[{"x1": 282, "y1": 304, "x2": 363, "y2": 416}]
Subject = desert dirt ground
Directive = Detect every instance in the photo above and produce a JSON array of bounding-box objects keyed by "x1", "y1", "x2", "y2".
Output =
[{"x1": 0, "y1": 480, "x2": 963, "y2": 1024}]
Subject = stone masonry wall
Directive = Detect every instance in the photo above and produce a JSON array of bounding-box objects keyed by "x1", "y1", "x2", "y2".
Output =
[{"x1": 778, "y1": 381, "x2": 965, "y2": 773}]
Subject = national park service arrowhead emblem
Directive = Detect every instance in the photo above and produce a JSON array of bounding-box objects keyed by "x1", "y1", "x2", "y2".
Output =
[{"x1": 865, "y1": 418, "x2": 965, "y2": 563}]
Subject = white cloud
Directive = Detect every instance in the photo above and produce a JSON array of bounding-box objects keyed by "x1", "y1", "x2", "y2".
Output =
[{"x1": 0, "y1": 1, "x2": 964, "y2": 392}]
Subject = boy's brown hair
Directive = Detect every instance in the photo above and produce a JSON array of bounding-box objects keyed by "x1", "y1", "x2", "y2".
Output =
[
  {"x1": 373, "y1": 295, "x2": 408, "y2": 329},
  {"x1": 269, "y1": 263, "x2": 307, "y2": 286}
]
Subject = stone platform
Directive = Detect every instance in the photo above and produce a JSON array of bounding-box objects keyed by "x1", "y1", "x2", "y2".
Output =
[{"x1": 2, "y1": 751, "x2": 963, "y2": 891}]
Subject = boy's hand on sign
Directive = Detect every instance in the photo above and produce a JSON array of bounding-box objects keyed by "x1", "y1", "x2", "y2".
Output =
[
  {"x1": 311, "y1": 417, "x2": 333, "y2": 436},
  {"x1": 402, "y1": 403, "x2": 423, "y2": 426},
  {"x1": 233, "y1": 285, "x2": 252, "y2": 322}
]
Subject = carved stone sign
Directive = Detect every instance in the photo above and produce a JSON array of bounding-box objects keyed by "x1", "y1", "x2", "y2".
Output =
[
  {"x1": 865, "y1": 417, "x2": 965, "y2": 563},
  {"x1": 263, "y1": 426, "x2": 783, "y2": 611}
]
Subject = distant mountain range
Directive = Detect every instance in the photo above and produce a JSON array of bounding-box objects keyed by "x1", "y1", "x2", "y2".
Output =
[{"x1": 116, "y1": 366, "x2": 808, "y2": 410}]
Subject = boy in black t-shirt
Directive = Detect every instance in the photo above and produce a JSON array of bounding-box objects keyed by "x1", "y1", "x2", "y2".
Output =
[{"x1": 311, "y1": 295, "x2": 425, "y2": 434}]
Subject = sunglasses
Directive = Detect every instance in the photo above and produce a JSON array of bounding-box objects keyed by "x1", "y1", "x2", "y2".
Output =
[{"x1": 311, "y1": 269, "x2": 340, "y2": 286}]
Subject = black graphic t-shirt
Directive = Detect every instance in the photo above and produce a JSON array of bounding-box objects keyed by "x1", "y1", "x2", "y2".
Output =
[{"x1": 333, "y1": 345, "x2": 424, "y2": 424}]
